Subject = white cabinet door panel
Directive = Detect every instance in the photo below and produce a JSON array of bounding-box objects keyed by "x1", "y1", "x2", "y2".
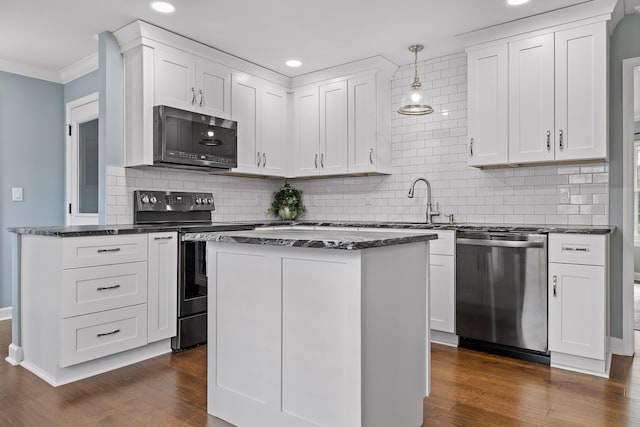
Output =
[
  {"x1": 348, "y1": 75, "x2": 377, "y2": 174},
  {"x1": 509, "y1": 34, "x2": 555, "y2": 164},
  {"x1": 548, "y1": 263, "x2": 605, "y2": 360},
  {"x1": 319, "y1": 81, "x2": 348, "y2": 175},
  {"x1": 147, "y1": 232, "x2": 178, "y2": 343},
  {"x1": 555, "y1": 22, "x2": 607, "y2": 161},
  {"x1": 154, "y1": 50, "x2": 196, "y2": 111},
  {"x1": 430, "y1": 254, "x2": 455, "y2": 334},
  {"x1": 467, "y1": 44, "x2": 509, "y2": 167},
  {"x1": 261, "y1": 84, "x2": 287, "y2": 175},
  {"x1": 293, "y1": 88, "x2": 320, "y2": 176},
  {"x1": 232, "y1": 75, "x2": 260, "y2": 172},
  {"x1": 197, "y1": 59, "x2": 231, "y2": 118}
]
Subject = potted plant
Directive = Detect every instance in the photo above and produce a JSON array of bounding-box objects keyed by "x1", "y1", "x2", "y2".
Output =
[{"x1": 269, "y1": 182, "x2": 305, "y2": 220}]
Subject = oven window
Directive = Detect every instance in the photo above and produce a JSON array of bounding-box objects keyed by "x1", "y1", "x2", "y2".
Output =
[{"x1": 184, "y1": 241, "x2": 207, "y2": 300}]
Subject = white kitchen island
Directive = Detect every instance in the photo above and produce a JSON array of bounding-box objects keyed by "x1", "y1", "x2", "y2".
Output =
[{"x1": 185, "y1": 228, "x2": 437, "y2": 427}]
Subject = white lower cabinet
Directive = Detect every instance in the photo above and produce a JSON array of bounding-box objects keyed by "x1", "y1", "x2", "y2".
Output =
[
  {"x1": 548, "y1": 233, "x2": 609, "y2": 377},
  {"x1": 208, "y1": 241, "x2": 429, "y2": 427},
  {"x1": 20, "y1": 233, "x2": 177, "y2": 386}
]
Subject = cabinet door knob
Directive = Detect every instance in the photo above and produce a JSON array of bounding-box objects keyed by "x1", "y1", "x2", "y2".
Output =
[
  {"x1": 546, "y1": 130, "x2": 551, "y2": 151},
  {"x1": 469, "y1": 138, "x2": 474, "y2": 157},
  {"x1": 199, "y1": 90, "x2": 204, "y2": 107},
  {"x1": 263, "y1": 153, "x2": 267, "y2": 168},
  {"x1": 559, "y1": 129, "x2": 564, "y2": 150},
  {"x1": 320, "y1": 153, "x2": 325, "y2": 168},
  {"x1": 314, "y1": 153, "x2": 318, "y2": 169},
  {"x1": 191, "y1": 87, "x2": 196, "y2": 105},
  {"x1": 369, "y1": 148, "x2": 374, "y2": 164},
  {"x1": 553, "y1": 275, "x2": 557, "y2": 297},
  {"x1": 257, "y1": 152, "x2": 262, "y2": 167}
]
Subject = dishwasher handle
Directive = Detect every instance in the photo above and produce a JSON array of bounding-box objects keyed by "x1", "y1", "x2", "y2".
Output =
[{"x1": 457, "y1": 238, "x2": 545, "y2": 249}]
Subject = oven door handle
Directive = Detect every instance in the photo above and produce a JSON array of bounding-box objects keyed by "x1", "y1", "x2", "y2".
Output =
[{"x1": 457, "y1": 238, "x2": 545, "y2": 248}]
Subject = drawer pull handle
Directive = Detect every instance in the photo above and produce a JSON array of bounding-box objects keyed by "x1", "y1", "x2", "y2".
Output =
[
  {"x1": 97, "y1": 284, "x2": 121, "y2": 291},
  {"x1": 562, "y1": 246, "x2": 589, "y2": 252},
  {"x1": 97, "y1": 248, "x2": 121, "y2": 253},
  {"x1": 154, "y1": 236, "x2": 174, "y2": 240},
  {"x1": 553, "y1": 275, "x2": 557, "y2": 297},
  {"x1": 97, "y1": 329, "x2": 120, "y2": 338}
]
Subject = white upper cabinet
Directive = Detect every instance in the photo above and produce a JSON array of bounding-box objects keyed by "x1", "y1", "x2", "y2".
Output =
[
  {"x1": 231, "y1": 74, "x2": 288, "y2": 176},
  {"x1": 155, "y1": 49, "x2": 231, "y2": 119},
  {"x1": 291, "y1": 65, "x2": 393, "y2": 178},
  {"x1": 554, "y1": 22, "x2": 607, "y2": 161},
  {"x1": 464, "y1": 17, "x2": 609, "y2": 167},
  {"x1": 467, "y1": 44, "x2": 509, "y2": 167},
  {"x1": 508, "y1": 34, "x2": 555, "y2": 164},
  {"x1": 115, "y1": 21, "x2": 395, "y2": 176}
]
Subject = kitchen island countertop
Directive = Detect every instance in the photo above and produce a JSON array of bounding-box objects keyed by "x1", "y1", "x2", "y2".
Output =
[{"x1": 184, "y1": 228, "x2": 438, "y2": 250}]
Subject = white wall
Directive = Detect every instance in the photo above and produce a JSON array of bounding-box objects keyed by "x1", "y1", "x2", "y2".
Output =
[{"x1": 106, "y1": 51, "x2": 609, "y2": 226}]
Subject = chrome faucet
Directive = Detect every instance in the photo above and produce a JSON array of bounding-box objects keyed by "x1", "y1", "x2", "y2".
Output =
[{"x1": 408, "y1": 177, "x2": 440, "y2": 224}]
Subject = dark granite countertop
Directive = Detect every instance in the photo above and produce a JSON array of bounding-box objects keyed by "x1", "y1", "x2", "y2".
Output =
[
  {"x1": 184, "y1": 228, "x2": 438, "y2": 250},
  {"x1": 7, "y1": 220, "x2": 614, "y2": 237}
]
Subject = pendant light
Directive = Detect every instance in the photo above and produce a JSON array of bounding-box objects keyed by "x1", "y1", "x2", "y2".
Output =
[{"x1": 398, "y1": 44, "x2": 434, "y2": 115}]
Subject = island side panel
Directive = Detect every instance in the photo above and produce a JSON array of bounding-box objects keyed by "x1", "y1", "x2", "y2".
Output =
[
  {"x1": 207, "y1": 243, "x2": 283, "y2": 427},
  {"x1": 361, "y1": 242, "x2": 429, "y2": 427}
]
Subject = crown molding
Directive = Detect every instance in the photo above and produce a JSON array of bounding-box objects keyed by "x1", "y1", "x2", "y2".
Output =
[
  {"x1": 0, "y1": 58, "x2": 61, "y2": 83},
  {"x1": 60, "y1": 53, "x2": 98, "y2": 84}
]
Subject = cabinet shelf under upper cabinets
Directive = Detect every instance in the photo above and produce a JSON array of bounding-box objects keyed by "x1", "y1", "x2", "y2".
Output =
[{"x1": 465, "y1": 19, "x2": 608, "y2": 168}]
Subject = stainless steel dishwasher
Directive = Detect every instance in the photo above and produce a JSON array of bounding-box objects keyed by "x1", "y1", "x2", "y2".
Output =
[{"x1": 455, "y1": 230, "x2": 549, "y2": 363}]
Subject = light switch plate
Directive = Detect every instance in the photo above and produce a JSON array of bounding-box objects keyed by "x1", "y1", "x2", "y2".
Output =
[{"x1": 12, "y1": 187, "x2": 23, "y2": 202}]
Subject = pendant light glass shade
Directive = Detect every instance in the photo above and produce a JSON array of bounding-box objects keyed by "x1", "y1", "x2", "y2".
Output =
[{"x1": 398, "y1": 44, "x2": 434, "y2": 115}]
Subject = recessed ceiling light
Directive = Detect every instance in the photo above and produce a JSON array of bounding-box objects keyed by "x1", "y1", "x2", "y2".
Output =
[
  {"x1": 150, "y1": 1, "x2": 175, "y2": 13},
  {"x1": 507, "y1": 0, "x2": 530, "y2": 5},
  {"x1": 286, "y1": 60, "x2": 302, "y2": 68}
]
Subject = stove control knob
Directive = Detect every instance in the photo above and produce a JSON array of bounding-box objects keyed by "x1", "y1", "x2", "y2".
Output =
[
  {"x1": 150, "y1": 196, "x2": 157, "y2": 204},
  {"x1": 195, "y1": 198, "x2": 202, "y2": 205},
  {"x1": 207, "y1": 198, "x2": 214, "y2": 205},
  {"x1": 141, "y1": 195, "x2": 150, "y2": 204}
]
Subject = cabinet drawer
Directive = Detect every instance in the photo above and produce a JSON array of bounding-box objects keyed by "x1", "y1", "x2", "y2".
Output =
[
  {"x1": 60, "y1": 304, "x2": 148, "y2": 367},
  {"x1": 429, "y1": 230, "x2": 455, "y2": 256},
  {"x1": 62, "y1": 234, "x2": 148, "y2": 269},
  {"x1": 548, "y1": 234, "x2": 607, "y2": 266},
  {"x1": 61, "y1": 262, "x2": 148, "y2": 318}
]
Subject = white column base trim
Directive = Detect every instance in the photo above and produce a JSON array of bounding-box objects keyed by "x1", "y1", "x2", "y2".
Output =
[
  {"x1": 0, "y1": 307, "x2": 12, "y2": 321},
  {"x1": 610, "y1": 337, "x2": 631, "y2": 356},
  {"x1": 5, "y1": 343, "x2": 24, "y2": 366}
]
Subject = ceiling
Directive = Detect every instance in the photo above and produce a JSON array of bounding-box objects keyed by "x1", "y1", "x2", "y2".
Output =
[{"x1": 0, "y1": 0, "x2": 636, "y2": 81}]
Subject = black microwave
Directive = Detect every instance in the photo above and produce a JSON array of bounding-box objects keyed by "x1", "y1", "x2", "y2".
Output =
[{"x1": 153, "y1": 105, "x2": 238, "y2": 170}]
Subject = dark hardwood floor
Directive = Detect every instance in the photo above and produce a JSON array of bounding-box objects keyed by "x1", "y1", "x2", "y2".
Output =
[{"x1": 2, "y1": 318, "x2": 640, "y2": 426}]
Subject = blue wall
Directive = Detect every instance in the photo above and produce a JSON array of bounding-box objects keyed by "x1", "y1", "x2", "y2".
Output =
[
  {"x1": 609, "y1": 14, "x2": 640, "y2": 338},
  {"x1": 0, "y1": 69, "x2": 98, "y2": 309},
  {"x1": 0, "y1": 71, "x2": 64, "y2": 308},
  {"x1": 64, "y1": 70, "x2": 99, "y2": 104}
]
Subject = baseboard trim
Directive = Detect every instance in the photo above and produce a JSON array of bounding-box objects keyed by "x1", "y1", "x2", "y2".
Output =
[{"x1": 0, "y1": 307, "x2": 12, "y2": 321}]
